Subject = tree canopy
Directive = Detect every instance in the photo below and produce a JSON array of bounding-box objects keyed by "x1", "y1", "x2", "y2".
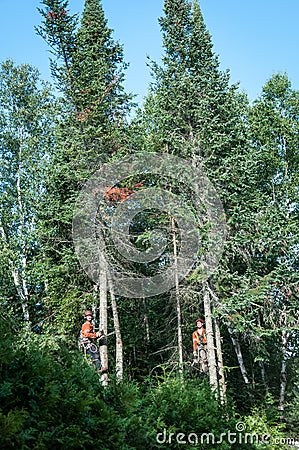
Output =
[{"x1": 0, "y1": 0, "x2": 298, "y2": 448}]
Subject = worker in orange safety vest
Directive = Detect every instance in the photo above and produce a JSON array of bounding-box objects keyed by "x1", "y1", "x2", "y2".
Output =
[
  {"x1": 80, "y1": 310, "x2": 106, "y2": 373},
  {"x1": 192, "y1": 318, "x2": 208, "y2": 373}
]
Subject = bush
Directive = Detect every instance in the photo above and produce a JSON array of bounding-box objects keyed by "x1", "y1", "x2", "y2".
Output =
[
  {"x1": 138, "y1": 377, "x2": 253, "y2": 449},
  {"x1": 0, "y1": 319, "x2": 124, "y2": 449},
  {"x1": 1, "y1": 317, "x2": 293, "y2": 449}
]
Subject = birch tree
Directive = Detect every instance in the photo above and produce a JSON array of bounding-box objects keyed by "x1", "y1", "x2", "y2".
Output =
[
  {"x1": 216, "y1": 73, "x2": 299, "y2": 405},
  {"x1": 0, "y1": 60, "x2": 54, "y2": 325}
]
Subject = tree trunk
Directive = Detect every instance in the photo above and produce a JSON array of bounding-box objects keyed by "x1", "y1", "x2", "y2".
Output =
[
  {"x1": 172, "y1": 218, "x2": 183, "y2": 374},
  {"x1": 143, "y1": 298, "x2": 150, "y2": 346},
  {"x1": 227, "y1": 326, "x2": 252, "y2": 394},
  {"x1": 259, "y1": 361, "x2": 268, "y2": 393},
  {"x1": 203, "y1": 283, "x2": 218, "y2": 392},
  {"x1": 278, "y1": 329, "x2": 289, "y2": 419},
  {"x1": 92, "y1": 286, "x2": 97, "y2": 322},
  {"x1": 99, "y1": 258, "x2": 108, "y2": 385},
  {"x1": 17, "y1": 131, "x2": 30, "y2": 325},
  {"x1": 214, "y1": 317, "x2": 226, "y2": 403},
  {"x1": 0, "y1": 221, "x2": 29, "y2": 325},
  {"x1": 108, "y1": 276, "x2": 123, "y2": 381}
]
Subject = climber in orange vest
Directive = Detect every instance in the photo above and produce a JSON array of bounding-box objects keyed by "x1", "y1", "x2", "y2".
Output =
[
  {"x1": 192, "y1": 318, "x2": 208, "y2": 373},
  {"x1": 80, "y1": 310, "x2": 106, "y2": 373}
]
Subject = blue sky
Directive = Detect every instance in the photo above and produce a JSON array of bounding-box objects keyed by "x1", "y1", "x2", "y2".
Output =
[{"x1": 0, "y1": 0, "x2": 298, "y2": 104}]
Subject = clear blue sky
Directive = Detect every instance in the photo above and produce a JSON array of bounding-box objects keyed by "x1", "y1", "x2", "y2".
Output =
[{"x1": 0, "y1": 0, "x2": 298, "y2": 104}]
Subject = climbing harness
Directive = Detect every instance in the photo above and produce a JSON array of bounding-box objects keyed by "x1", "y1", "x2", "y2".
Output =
[
  {"x1": 78, "y1": 334, "x2": 98, "y2": 357},
  {"x1": 192, "y1": 343, "x2": 209, "y2": 374},
  {"x1": 78, "y1": 331, "x2": 102, "y2": 370}
]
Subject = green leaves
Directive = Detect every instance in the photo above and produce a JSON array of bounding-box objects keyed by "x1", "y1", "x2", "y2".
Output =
[
  {"x1": 0, "y1": 60, "x2": 56, "y2": 323},
  {"x1": 0, "y1": 1, "x2": 297, "y2": 443}
]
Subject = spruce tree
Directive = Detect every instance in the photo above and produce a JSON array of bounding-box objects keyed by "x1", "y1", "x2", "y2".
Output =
[
  {"x1": 37, "y1": 0, "x2": 132, "y2": 335},
  {"x1": 141, "y1": 0, "x2": 247, "y2": 168},
  {"x1": 135, "y1": 0, "x2": 250, "y2": 392},
  {"x1": 36, "y1": 0, "x2": 78, "y2": 101},
  {"x1": 73, "y1": 0, "x2": 131, "y2": 146}
]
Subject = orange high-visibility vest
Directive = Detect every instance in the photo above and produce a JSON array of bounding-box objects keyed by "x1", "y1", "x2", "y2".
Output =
[
  {"x1": 81, "y1": 321, "x2": 97, "y2": 339},
  {"x1": 192, "y1": 328, "x2": 207, "y2": 352}
]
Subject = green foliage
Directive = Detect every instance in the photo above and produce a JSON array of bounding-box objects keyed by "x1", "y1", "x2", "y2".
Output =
[
  {"x1": 286, "y1": 369, "x2": 299, "y2": 433},
  {"x1": 0, "y1": 319, "x2": 295, "y2": 449},
  {"x1": 0, "y1": 59, "x2": 55, "y2": 323},
  {"x1": 0, "y1": 317, "x2": 233, "y2": 449},
  {"x1": 35, "y1": 0, "x2": 133, "y2": 331},
  {"x1": 0, "y1": 1, "x2": 298, "y2": 447},
  {"x1": 243, "y1": 407, "x2": 293, "y2": 450},
  {"x1": 0, "y1": 316, "x2": 275, "y2": 450},
  {"x1": 139, "y1": 0, "x2": 247, "y2": 171},
  {"x1": 37, "y1": 1, "x2": 131, "y2": 285},
  {"x1": 141, "y1": 377, "x2": 251, "y2": 449},
  {"x1": 0, "y1": 317, "x2": 124, "y2": 449},
  {"x1": 36, "y1": 0, "x2": 78, "y2": 98},
  {"x1": 131, "y1": 4, "x2": 299, "y2": 422},
  {"x1": 211, "y1": 72, "x2": 299, "y2": 408}
]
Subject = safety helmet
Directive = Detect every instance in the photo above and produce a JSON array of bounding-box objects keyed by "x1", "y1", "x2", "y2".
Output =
[
  {"x1": 195, "y1": 318, "x2": 204, "y2": 325},
  {"x1": 84, "y1": 310, "x2": 93, "y2": 317}
]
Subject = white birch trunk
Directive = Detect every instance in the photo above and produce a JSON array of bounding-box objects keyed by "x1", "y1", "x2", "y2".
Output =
[
  {"x1": 108, "y1": 276, "x2": 123, "y2": 381},
  {"x1": 0, "y1": 221, "x2": 29, "y2": 325},
  {"x1": 203, "y1": 283, "x2": 218, "y2": 392},
  {"x1": 278, "y1": 329, "x2": 289, "y2": 417},
  {"x1": 259, "y1": 361, "x2": 268, "y2": 392},
  {"x1": 17, "y1": 130, "x2": 30, "y2": 325},
  {"x1": 227, "y1": 326, "x2": 252, "y2": 393},
  {"x1": 172, "y1": 218, "x2": 183, "y2": 373},
  {"x1": 143, "y1": 299, "x2": 150, "y2": 345},
  {"x1": 99, "y1": 257, "x2": 108, "y2": 385},
  {"x1": 214, "y1": 317, "x2": 226, "y2": 403}
]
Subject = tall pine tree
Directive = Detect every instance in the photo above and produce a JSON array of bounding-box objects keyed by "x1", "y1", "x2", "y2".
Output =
[
  {"x1": 134, "y1": 0, "x2": 250, "y2": 393},
  {"x1": 37, "y1": 0, "x2": 132, "y2": 338}
]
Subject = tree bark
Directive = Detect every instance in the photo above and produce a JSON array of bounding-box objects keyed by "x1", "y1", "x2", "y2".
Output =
[
  {"x1": 214, "y1": 317, "x2": 226, "y2": 403},
  {"x1": 259, "y1": 361, "x2": 268, "y2": 393},
  {"x1": 278, "y1": 329, "x2": 289, "y2": 418},
  {"x1": 16, "y1": 130, "x2": 30, "y2": 325},
  {"x1": 99, "y1": 257, "x2": 108, "y2": 385},
  {"x1": 143, "y1": 298, "x2": 150, "y2": 346},
  {"x1": 227, "y1": 326, "x2": 252, "y2": 394},
  {"x1": 172, "y1": 218, "x2": 183, "y2": 374},
  {"x1": 203, "y1": 283, "x2": 218, "y2": 392},
  {"x1": 108, "y1": 275, "x2": 123, "y2": 381},
  {"x1": 0, "y1": 221, "x2": 29, "y2": 325}
]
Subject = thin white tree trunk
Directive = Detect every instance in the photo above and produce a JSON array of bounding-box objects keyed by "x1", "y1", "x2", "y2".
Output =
[
  {"x1": 143, "y1": 298, "x2": 150, "y2": 345},
  {"x1": 278, "y1": 329, "x2": 289, "y2": 418},
  {"x1": 203, "y1": 283, "x2": 218, "y2": 392},
  {"x1": 172, "y1": 218, "x2": 183, "y2": 373},
  {"x1": 92, "y1": 286, "x2": 97, "y2": 323},
  {"x1": 0, "y1": 221, "x2": 29, "y2": 325},
  {"x1": 214, "y1": 317, "x2": 226, "y2": 403},
  {"x1": 259, "y1": 361, "x2": 268, "y2": 392},
  {"x1": 108, "y1": 275, "x2": 123, "y2": 381},
  {"x1": 205, "y1": 285, "x2": 227, "y2": 399},
  {"x1": 99, "y1": 257, "x2": 108, "y2": 385},
  {"x1": 17, "y1": 130, "x2": 30, "y2": 325},
  {"x1": 227, "y1": 326, "x2": 252, "y2": 393},
  {"x1": 256, "y1": 314, "x2": 268, "y2": 392}
]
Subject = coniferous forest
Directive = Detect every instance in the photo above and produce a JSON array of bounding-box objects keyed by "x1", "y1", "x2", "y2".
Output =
[{"x1": 0, "y1": 0, "x2": 298, "y2": 448}]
